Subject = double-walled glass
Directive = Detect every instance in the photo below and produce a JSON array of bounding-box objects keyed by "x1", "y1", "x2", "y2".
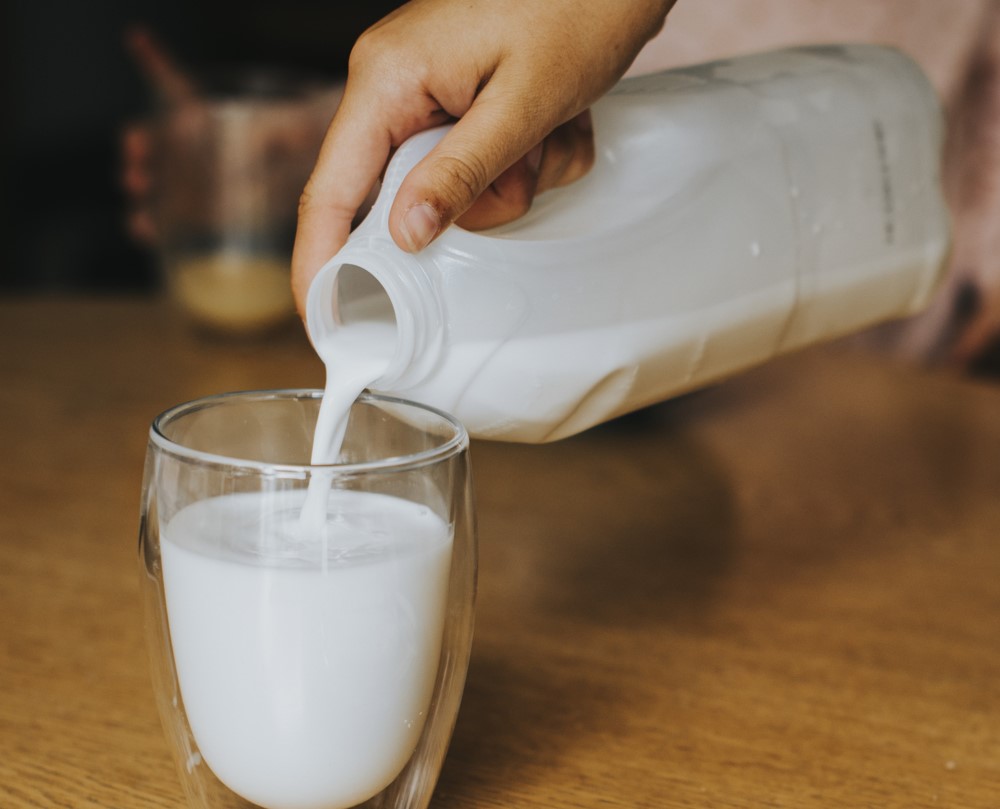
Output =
[{"x1": 138, "y1": 390, "x2": 476, "y2": 809}]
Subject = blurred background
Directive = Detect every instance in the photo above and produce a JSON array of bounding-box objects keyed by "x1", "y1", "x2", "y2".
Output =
[{"x1": 1, "y1": 0, "x2": 397, "y2": 295}]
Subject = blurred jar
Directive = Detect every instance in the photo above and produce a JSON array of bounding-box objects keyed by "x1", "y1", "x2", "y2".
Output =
[{"x1": 153, "y1": 69, "x2": 337, "y2": 335}]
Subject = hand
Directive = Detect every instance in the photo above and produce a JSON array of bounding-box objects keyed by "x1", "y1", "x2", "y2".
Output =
[{"x1": 292, "y1": 0, "x2": 674, "y2": 314}]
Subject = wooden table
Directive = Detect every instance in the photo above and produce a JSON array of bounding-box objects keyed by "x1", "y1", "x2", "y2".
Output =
[{"x1": 2, "y1": 296, "x2": 998, "y2": 808}]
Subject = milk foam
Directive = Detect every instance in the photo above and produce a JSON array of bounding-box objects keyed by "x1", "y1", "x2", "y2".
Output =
[{"x1": 161, "y1": 488, "x2": 453, "y2": 809}]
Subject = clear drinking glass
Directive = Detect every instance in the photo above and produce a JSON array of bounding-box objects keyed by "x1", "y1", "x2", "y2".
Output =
[{"x1": 138, "y1": 390, "x2": 476, "y2": 809}]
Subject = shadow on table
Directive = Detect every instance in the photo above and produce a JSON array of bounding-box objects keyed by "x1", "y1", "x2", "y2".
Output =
[
  {"x1": 471, "y1": 393, "x2": 738, "y2": 629},
  {"x1": 436, "y1": 396, "x2": 736, "y2": 803}
]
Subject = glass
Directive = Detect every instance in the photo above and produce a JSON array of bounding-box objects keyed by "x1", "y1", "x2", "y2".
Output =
[
  {"x1": 152, "y1": 71, "x2": 338, "y2": 334},
  {"x1": 138, "y1": 390, "x2": 477, "y2": 809}
]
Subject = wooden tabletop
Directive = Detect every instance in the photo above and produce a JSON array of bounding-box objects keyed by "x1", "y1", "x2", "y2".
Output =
[{"x1": 1, "y1": 296, "x2": 998, "y2": 808}]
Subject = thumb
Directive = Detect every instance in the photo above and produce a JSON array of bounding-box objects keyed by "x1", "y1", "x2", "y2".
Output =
[{"x1": 387, "y1": 96, "x2": 555, "y2": 252}]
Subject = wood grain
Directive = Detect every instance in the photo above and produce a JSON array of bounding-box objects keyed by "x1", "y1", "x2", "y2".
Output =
[{"x1": 1, "y1": 297, "x2": 998, "y2": 808}]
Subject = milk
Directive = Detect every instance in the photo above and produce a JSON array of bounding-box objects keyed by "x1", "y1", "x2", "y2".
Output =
[
  {"x1": 160, "y1": 250, "x2": 431, "y2": 808},
  {"x1": 299, "y1": 315, "x2": 395, "y2": 533},
  {"x1": 160, "y1": 297, "x2": 448, "y2": 808},
  {"x1": 310, "y1": 316, "x2": 395, "y2": 466},
  {"x1": 161, "y1": 488, "x2": 453, "y2": 809}
]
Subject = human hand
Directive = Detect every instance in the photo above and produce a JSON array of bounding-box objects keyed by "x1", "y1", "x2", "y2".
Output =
[{"x1": 291, "y1": 0, "x2": 674, "y2": 314}]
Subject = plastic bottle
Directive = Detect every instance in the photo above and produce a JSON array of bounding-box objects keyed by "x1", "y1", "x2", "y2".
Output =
[{"x1": 306, "y1": 44, "x2": 950, "y2": 443}]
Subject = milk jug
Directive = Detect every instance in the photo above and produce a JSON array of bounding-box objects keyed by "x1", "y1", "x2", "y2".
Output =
[{"x1": 306, "y1": 44, "x2": 950, "y2": 443}]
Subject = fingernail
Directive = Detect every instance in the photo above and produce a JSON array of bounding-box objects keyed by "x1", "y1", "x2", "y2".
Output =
[
  {"x1": 526, "y1": 143, "x2": 544, "y2": 174},
  {"x1": 401, "y1": 203, "x2": 440, "y2": 252}
]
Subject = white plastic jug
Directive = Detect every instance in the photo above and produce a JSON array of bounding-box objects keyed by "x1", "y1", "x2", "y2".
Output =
[{"x1": 307, "y1": 44, "x2": 950, "y2": 443}]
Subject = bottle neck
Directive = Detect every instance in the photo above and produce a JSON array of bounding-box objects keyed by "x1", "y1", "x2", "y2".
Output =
[{"x1": 305, "y1": 239, "x2": 442, "y2": 390}]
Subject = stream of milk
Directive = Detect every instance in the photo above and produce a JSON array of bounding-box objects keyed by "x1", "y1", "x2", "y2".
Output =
[{"x1": 298, "y1": 319, "x2": 395, "y2": 534}]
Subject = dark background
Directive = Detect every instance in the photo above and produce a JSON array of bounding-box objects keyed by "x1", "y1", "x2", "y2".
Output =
[{"x1": 1, "y1": 0, "x2": 399, "y2": 294}]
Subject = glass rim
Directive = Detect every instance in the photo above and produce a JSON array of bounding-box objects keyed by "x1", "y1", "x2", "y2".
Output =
[{"x1": 149, "y1": 388, "x2": 468, "y2": 476}]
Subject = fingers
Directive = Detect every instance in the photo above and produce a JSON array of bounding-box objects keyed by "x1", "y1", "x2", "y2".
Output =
[
  {"x1": 390, "y1": 97, "x2": 597, "y2": 246},
  {"x1": 454, "y1": 148, "x2": 541, "y2": 232},
  {"x1": 387, "y1": 95, "x2": 534, "y2": 251},
  {"x1": 455, "y1": 110, "x2": 595, "y2": 232},
  {"x1": 536, "y1": 110, "x2": 595, "y2": 194}
]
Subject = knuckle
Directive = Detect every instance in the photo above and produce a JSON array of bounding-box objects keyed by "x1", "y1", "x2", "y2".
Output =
[
  {"x1": 347, "y1": 27, "x2": 385, "y2": 71},
  {"x1": 349, "y1": 25, "x2": 428, "y2": 84},
  {"x1": 568, "y1": 136, "x2": 596, "y2": 178},
  {"x1": 500, "y1": 169, "x2": 536, "y2": 216},
  {"x1": 458, "y1": 195, "x2": 527, "y2": 231},
  {"x1": 432, "y1": 153, "x2": 490, "y2": 211},
  {"x1": 507, "y1": 192, "x2": 533, "y2": 220},
  {"x1": 297, "y1": 182, "x2": 317, "y2": 219},
  {"x1": 297, "y1": 181, "x2": 356, "y2": 224}
]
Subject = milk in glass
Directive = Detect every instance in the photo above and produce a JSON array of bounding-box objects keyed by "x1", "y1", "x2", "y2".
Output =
[{"x1": 160, "y1": 331, "x2": 450, "y2": 809}]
